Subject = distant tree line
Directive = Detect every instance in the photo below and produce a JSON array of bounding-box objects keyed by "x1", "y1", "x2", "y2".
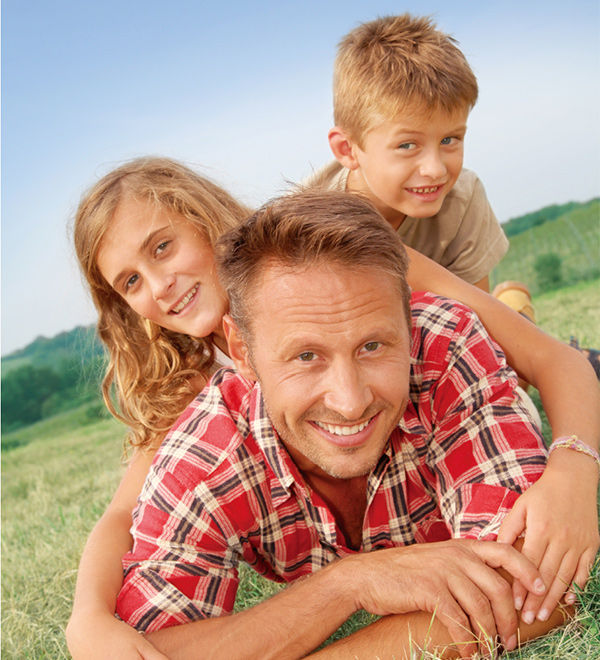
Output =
[
  {"x1": 1, "y1": 325, "x2": 106, "y2": 433},
  {"x1": 502, "y1": 198, "x2": 598, "y2": 238},
  {"x1": 1, "y1": 357, "x2": 105, "y2": 432}
]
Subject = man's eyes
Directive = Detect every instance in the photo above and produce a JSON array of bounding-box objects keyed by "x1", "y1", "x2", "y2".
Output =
[
  {"x1": 296, "y1": 343, "x2": 381, "y2": 361},
  {"x1": 363, "y1": 341, "x2": 381, "y2": 352}
]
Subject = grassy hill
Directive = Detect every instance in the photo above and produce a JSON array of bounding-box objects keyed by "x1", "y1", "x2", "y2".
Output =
[
  {"x1": 491, "y1": 199, "x2": 599, "y2": 295},
  {"x1": 1, "y1": 325, "x2": 105, "y2": 436},
  {"x1": 1, "y1": 324, "x2": 103, "y2": 374}
]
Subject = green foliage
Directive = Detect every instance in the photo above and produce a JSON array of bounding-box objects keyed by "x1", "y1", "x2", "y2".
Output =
[
  {"x1": 534, "y1": 252, "x2": 563, "y2": 292},
  {"x1": 1, "y1": 327, "x2": 106, "y2": 436},
  {"x1": 1, "y1": 364, "x2": 62, "y2": 428},
  {"x1": 492, "y1": 199, "x2": 600, "y2": 294},
  {"x1": 502, "y1": 198, "x2": 598, "y2": 237},
  {"x1": 2, "y1": 325, "x2": 104, "y2": 371}
]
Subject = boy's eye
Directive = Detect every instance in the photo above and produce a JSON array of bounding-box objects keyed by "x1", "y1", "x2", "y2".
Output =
[
  {"x1": 298, "y1": 351, "x2": 316, "y2": 362},
  {"x1": 440, "y1": 137, "x2": 455, "y2": 145},
  {"x1": 398, "y1": 142, "x2": 416, "y2": 150}
]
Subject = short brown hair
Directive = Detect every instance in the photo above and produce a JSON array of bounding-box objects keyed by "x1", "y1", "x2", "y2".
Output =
[
  {"x1": 334, "y1": 14, "x2": 478, "y2": 143},
  {"x1": 217, "y1": 190, "x2": 411, "y2": 338}
]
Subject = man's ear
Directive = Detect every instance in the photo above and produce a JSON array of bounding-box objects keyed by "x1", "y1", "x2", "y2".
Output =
[
  {"x1": 222, "y1": 314, "x2": 257, "y2": 381},
  {"x1": 328, "y1": 126, "x2": 360, "y2": 170}
]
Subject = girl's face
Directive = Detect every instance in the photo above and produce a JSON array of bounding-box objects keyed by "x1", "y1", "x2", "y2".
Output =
[{"x1": 97, "y1": 197, "x2": 228, "y2": 340}]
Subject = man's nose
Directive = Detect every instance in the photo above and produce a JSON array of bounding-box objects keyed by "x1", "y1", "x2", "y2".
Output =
[{"x1": 322, "y1": 360, "x2": 374, "y2": 420}]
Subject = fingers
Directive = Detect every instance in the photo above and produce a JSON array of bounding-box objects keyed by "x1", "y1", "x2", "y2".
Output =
[
  {"x1": 512, "y1": 578, "x2": 527, "y2": 613},
  {"x1": 522, "y1": 545, "x2": 575, "y2": 623},
  {"x1": 468, "y1": 540, "x2": 546, "y2": 598},
  {"x1": 434, "y1": 592, "x2": 479, "y2": 659},
  {"x1": 554, "y1": 547, "x2": 596, "y2": 610},
  {"x1": 456, "y1": 556, "x2": 525, "y2": 651},
  {"x1": 514, "y1": 533, "x2": 551, "y2": 622},
  {"x1": 497, "y1": 502, "x2": 526, "y2": 546}
]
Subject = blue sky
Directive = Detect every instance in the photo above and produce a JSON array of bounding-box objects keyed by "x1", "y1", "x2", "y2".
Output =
[{"x1": 2, "y1": 0, "x2": 599, "y2": 355}]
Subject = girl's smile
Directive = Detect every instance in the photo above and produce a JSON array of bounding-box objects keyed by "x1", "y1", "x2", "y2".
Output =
[{"x1": 96, "y1": 197, "x2": 228, "y2": 340}]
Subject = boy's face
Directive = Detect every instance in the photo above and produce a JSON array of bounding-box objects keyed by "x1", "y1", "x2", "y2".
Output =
[{"x1": 345, "y1": 106, "x2": 469, "y2": 228}]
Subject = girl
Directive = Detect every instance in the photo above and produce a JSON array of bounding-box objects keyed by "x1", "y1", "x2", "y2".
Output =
[{"x1": 66, "y1": 157, "x2": 599, "y2": 659}]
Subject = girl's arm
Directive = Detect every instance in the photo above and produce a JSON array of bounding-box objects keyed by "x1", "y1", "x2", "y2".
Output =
[
  {"x1": 406, "y1": 246, "x2": 600, "y2": 621},
  {"x1": 66, "y1": 447, "x2": 167, "y2": 660}
]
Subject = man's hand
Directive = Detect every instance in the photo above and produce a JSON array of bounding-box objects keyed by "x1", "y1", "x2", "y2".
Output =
[
  {"x1": 498, "y1": 451, "x2": 600, "y2": 624},
  {"x1": 344, "y1": 539, "x2": 546, "y2": 658},
  {"x1": 66, "y1": 611, "x2": 168, "y2": 660}
]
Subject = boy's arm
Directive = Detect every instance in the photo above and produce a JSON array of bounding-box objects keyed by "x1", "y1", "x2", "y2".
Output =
[
  {"x1": 407, "y1": 248, "x2": 600, "y2": 621},
  {"x1": 406, "y1": 246, "x2": 600, "y2": 447},
  {"x1": 66, "y1": 447, "x2": 166, "y2": 660},
  {"x1": 472, "y1": 275, "x2": 490, "y2": 292}
]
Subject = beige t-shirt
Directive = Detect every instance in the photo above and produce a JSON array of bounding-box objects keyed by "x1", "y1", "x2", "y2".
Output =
[{"x1": 303, "y1": 161, "x2": 508, "y2": 285}]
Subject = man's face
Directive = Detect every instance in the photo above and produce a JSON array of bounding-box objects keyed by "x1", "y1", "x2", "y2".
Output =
[
  {"x1": 231, "y1": 261, "x2": 411, "y2": 480},
  {"x1": 346, "y1": 105, "x2": 468, "y2": 229}
]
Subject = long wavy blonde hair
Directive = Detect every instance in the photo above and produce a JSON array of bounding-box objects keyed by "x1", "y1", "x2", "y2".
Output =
[{"x1": 74, "y1": 157, "x2": 251, "y2": 450}]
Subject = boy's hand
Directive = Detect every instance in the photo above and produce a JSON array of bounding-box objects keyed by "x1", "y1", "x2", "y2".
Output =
[
  {"x1": 66, "y1": 611, "x2": 168, "y2": 660},
  {"x1": 498, "y1": 451, "x2": 600, "y2": 623}
]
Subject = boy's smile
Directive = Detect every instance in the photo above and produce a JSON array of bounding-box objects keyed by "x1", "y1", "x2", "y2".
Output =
[{"x1": 343, "y1": 106, "x2": 468, "y2": 229}]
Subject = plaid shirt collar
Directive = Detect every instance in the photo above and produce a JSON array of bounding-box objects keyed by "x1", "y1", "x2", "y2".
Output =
[{"x1": 247, "y1": 378, "x2": 402, "y2": 513}]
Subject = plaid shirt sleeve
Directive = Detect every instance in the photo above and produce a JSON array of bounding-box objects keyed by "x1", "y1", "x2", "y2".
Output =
[
  {"x1": 416, "y1": 296, "x2": 547, "y2": 540},
  {"x1": 116, "y1": 374, "x2": 250, "y2": 632}
]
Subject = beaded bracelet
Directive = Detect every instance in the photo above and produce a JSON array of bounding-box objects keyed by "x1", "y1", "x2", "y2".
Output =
[{"x1": 548, "y1": 435, "x2": 600, "y2": 469}]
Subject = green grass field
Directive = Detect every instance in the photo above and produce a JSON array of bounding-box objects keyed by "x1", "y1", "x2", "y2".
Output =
[
  {"x1": 491, "y1": 201, "x2": 600, "y2": 295},
  {"x1": 2, "y1": 280, "x2": 600, "y2": 658}
]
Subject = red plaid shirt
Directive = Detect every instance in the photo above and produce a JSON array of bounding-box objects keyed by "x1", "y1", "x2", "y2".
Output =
[{"x1": 117, "y1": 292, "x2": 546, "y2": 632}]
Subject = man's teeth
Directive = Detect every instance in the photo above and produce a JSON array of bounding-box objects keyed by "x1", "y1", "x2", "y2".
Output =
[
  {"x1": 172, "y1": 285, "x2": 199, "y2": 313},
  {"x1": 314, "y1": 419, "x2": 370, "y2": 436},
  {"x1": 409, "y1": 186, "x2": 439, "y2": 193}
]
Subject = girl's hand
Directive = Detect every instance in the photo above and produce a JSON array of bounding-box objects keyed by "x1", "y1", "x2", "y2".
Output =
[
  {"x1": 66, "y1": 611, "x2": 169, "y2": 660},
  {"x1": 498, "y1": 449, "x2": 599, "y2": 624}
]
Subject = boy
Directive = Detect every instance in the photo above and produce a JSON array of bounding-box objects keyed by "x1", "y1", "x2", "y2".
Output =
[{"x1": 306, "y1": 14, "x2": 505, "y2": 292}]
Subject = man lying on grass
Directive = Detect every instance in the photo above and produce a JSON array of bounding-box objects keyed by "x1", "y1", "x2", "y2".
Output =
[{"x1": 116, "y1": 191, "x2": 571, "y2": 659}]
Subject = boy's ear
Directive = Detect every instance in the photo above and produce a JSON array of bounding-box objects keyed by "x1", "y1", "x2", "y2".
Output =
[
  {"x1": 222, "y1": 314, "x2": 257, "y2": 382},
  {"x1": 328, "y1": 126, "x2": 360, "y2": 170}
]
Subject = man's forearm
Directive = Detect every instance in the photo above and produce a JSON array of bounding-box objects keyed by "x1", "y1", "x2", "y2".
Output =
[
  {"x1": 145, "y1": 558, "x2": 358, "y2": 660},
  {"x1": 310, "y1": 596, "x2": 571, "y2": 659},
  {"x1": 311, "y1": 540, "x2": 573, "y2": 660}
]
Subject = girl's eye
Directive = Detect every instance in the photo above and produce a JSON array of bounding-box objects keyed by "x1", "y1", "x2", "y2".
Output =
[
  {"x1": 363, "y1": 341, "x2": 381, "y2": 353},
  {"x1": 155, "y1": 240, "x2": 171, "y2": 255},
  {"x1": 125, "y1": 273, "x2": 139, "y2": 291},
  {"x1": 298, "y1": 351, "x2": 316, "y2": 362}
]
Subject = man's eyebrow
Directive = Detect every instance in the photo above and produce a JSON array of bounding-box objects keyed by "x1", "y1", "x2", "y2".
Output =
[{"x1": 111, "y1": 226, "x2": 169, "y2": 289}]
